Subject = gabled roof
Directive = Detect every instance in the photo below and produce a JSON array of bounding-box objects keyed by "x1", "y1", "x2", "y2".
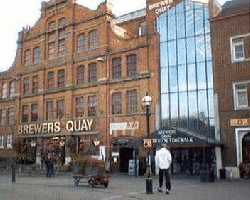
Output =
[{"x1": 218, "y1": 0, "x2": 250, "y2": 17}]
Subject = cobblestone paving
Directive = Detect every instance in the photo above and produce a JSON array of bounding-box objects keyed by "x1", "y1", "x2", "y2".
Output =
[{"x1": 0, "y1": 175, "x2": 250, "y2": 200}]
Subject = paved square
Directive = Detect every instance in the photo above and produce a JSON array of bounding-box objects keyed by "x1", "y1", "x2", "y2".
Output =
[{"x1": 0, "y1": 175, "x2": 250, "y2": 200}]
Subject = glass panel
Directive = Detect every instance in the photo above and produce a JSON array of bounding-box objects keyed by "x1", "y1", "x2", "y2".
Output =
[
  {"x1": 168, "y1": 41, "x2": 177, "y2": 66},
  {"x1": 177, "y1": 39, "x2": 186, "y2": 65},
  {"x1": 168, "y1": 14, "x2": 176, "y2": 40},
  {"x1": 170, "y1": 93, "x2": 178, "y2": 127},
  {"x1": 161, "y1": 67, "x2": 168, "y2": 93},
  {"x1": 208, "y1": 89, "x2": 214, "y2": 118},
  {"x1": 196, "y1": 35, "x2": 205, "y2": 62},
  {"x1": 204, "y1": 8, "x2": 210, "y2": 33},
  {"x1": 206, "y1": 34, "x2": 212, "y2": 60},
  {"x1": 186, "y1": 9, "x2": 194, "y2": 37},
  {"x1": 176, "y1": 13, "x2": 185, "y2": 39},
  {"x1": 186, "y1": 37, "x2": 195, "y2": 64},
  {"x1": 197, "y1": 62, "x2": 206, "y2": 90},
  {"x1": 160, "y1": 42, "x2": 168, "y2": 67},
  {"x1": 159, "y1": 13, "x2": 167, "y2": 42},
  {"x1": 169, "y1": 66, "x2": 178, "y2": 92},
  {"x1": 188, "y1": 63, "x2": 196, "y2": 91},
  {"x1": 195, "y1": 2, "x2": 203, "y2": 10},
  {"x1": 161, "y1": 94, "x2": 169, "y2": 121},
  {"x1": 178, "y1": 64, "x2": 187, "y2": 92},
  {"x1": 176, "y1": 1, "x2": 184, "y2": 14},
  {"x1": 188, "y1": 91, "x2": 198, "y2": 129},
  {"x1": 198, "y1": 90, "x2": 208, "y2": 118},
  {"x1": 185, "y1": 0, "x2": 194, "y2": 11},
  {"x1": 195, "y1": 8, "x2": 204, "y2": 36},
  {"x1": 207, "y1": 61, "x2": 213, "y2": 89},
  {"x1": 179, "y1": 92, "x2": 188, "y2": 128}
]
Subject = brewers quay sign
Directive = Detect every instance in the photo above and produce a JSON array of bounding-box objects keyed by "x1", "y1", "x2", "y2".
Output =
[{"x1": 18, "y1": 119, "x2": 94, "y2": 135}]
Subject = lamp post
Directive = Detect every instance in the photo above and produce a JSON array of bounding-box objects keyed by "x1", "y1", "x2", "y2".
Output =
[{"x1": 142, "y1": 92, "x2": 153, "y2": 194}]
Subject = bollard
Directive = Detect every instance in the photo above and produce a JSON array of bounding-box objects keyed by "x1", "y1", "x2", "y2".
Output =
[
  {"x1": 146, "y1": 177, "x2": 153, "y2": 194},
  {"x1": 11, "y1": 163, "x2": 16, "y2": 183}
]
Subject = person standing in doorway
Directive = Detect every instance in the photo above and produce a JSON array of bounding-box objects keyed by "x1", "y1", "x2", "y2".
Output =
[{"x1": 155, "y1": 143, "x2": 172, "y2": 194}]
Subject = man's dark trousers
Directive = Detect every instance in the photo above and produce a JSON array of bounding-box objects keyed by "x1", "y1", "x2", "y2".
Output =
[{"x1": 159, "y1": 168, "x2": 171, "y2": 191}]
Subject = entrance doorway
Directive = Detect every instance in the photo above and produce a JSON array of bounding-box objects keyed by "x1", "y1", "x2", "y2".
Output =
[
  {"x1": 119, "y1": 147, "x2": 133, "y2": 173},
  {"x1": 242, "y1": 133, "x2": 250, "y2": 163}
]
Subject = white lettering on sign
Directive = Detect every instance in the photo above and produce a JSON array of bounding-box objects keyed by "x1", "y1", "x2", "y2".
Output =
[
  {"x1": 110, "y1": 121, "x2": 139, "y2": 135},
  {"x1": 148, "y1": 0, "x2": 173, "y2": 15},
  {"x1": 18, "y1": 119, "x2": 93, "y2": 135}
]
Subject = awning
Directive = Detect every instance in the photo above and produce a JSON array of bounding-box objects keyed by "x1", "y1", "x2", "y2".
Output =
[{"x1": 153, "y1": 128, "x2": 221, "y2": 147}]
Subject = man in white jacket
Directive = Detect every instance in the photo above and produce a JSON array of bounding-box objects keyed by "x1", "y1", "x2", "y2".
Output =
[{"x1": 155, "y1": 143, "x2": 172, "y2": 194}]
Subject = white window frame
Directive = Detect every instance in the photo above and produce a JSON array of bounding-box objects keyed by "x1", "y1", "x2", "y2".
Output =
[
  {"x1": 233, "y1": 81, "x2": 250, "y2": 110},
  {"x1": 230, "y1": 36, "x2": 245, "y2": 63},
  {"x1": 7, "y1": 135, "x2": 12, "y2": 149},
  {"x1": 0, "y1": 136, "x2": 4, "y2": 149}
]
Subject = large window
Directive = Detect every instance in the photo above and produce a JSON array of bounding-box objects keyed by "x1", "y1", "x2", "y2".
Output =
[
  {"x1": 75, "y1": 96, "x2": 84, "y2": 117},
  {"x1": 234, "y1": 83, "x2": 248, "y2": 109},
  {"x1": 2, "y1": 82, "x2": 8, "y2": 98},
  {"x1": 22, "y1": 105, "x2": 29, "y2": 123},
  {"x1": 112, "y1": 58, "x2": 122, "y2": 80},
  {"x1": 31, "y1": 104, "x2": 38, "y2": 122},
  {"x1": 1, "y1": 110, "x2": 7, "y2": 126},
  {"x1": 158, "y1": 0, "x2": 214, "y2": 137},
  {"x1": 8, "y1": 107, "x2": 15, "y2": 125},
  {"x1": 24, "y1": 49, "x2": 32, "y2": 66},
  {"x1": 77, "y1": 65, "x2": 85, "y2": 85},
  {"x1": 127, "y1": 54, "x2": 137, "y2": 77},
  {"x1": 57, "y1": 69, "x2": 65, "y2": 88},
  {"x1": 32, "y1": 75, "x2": 38, "y2": 94},
  {"x1": 77, "y1": 34, "x2": 86, "y2": 52},
  {"x1": 0, "y1": 136, "x2": 4, "y2": 149},
  {"x1": 127, "y1": 90, "x2": 138, "y2": 114},
  {"x1": 88, "y1": 30, "x2": 98, "y2": 50},
  {"x1": 9, "y1": 80, "x2": 16, "y2": 98},
  {"x1": 231, "y1": 37, "x2": 245, "y2": 62},
  {"x1": 88, "y1": 63, "x2": 97, "y2": 83},
  {"x1": 112, "y1": 92, "x2": 122, "y2": 114},
  {"x1": 88, "y1": 95, "x2": 97, "y2": 117},
  {"x1": 47, "y1": 71, "x2": 55, "y2": 89},
  {"x1": 23, "y1": 77, "x2": 30, "y2": 95},
  {"x1": 33, "y1": 47, "x2": 41, "y2": 65},
  {"x1": 46, "y1": 101, "x2": 54, "y2": 120},
  {"x1": 56, "y1": 99, "x2": 64, "y2": 119}
]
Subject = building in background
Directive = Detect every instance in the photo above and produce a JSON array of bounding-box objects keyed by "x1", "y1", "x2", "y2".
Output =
[
  {"x1": 211, "y1": 0, "x2": 250, "y2": 178},
  {"x1": 0, "y1": 0, "x2": 160, "y2": 174},
  {"x1": 147, "y1": 0, "x2": 222, "y2": 177}
]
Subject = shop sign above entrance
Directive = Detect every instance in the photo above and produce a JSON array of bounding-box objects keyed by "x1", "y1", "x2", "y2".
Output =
[
  {"x1": 110, "y1": 121, "x2": 139, "y2": 135},
  {"x1": 18, "y1": 119, "x2": 94, "y2": 136},
  {"x1": 230, "y1": 118, "x2": 250, "y2": 127},
  {"x1": 155, "y1": 129, "x2": 194, "y2": 144}
]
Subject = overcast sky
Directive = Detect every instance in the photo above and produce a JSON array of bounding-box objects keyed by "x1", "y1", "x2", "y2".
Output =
[{"x1": 0, "y1": 0, "x2": 228, "y2": 71}]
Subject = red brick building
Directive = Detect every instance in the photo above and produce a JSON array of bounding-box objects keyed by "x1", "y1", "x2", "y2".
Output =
[
  {"x1": 211, "y1": 0, "x2": 250, "y2": 178},
  {"x1": 0, "y1": 0, "x2": 160, "y2": 173}
]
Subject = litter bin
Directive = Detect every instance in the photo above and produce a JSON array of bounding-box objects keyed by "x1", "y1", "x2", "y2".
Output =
[{"x1": 219, "y1": 168, "x2": 226, "y2": 179}]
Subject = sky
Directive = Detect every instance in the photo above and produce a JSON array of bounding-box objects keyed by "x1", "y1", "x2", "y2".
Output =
[{"x1": 0, "y1": 0, "x2": 228, "y2": 71}]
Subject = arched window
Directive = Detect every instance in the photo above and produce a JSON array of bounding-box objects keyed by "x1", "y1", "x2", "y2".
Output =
[
  {"x1": 77, "y1": 65, "x2": 85, "y2": 84},
  {"x1": 77, "y1": 34, "x2": 86, "y2": 52}
]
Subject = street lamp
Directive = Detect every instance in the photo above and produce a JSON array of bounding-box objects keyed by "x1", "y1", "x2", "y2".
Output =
[{"x1": 142, "y1": 92, "x2": 153, "y2": 194}]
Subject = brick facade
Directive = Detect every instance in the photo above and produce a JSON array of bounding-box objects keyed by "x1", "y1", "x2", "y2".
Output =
[
  {"x1": 211, "y1": 0, "x2": 250, "y2": 172},
  {"x1": 0, "y1": 0, "x2": 160, "y2": 164}
]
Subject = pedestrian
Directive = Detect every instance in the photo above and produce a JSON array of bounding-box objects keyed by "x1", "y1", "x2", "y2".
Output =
[{"x1": 155, "y1": 143, "x2": 172, "y2": 194}]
